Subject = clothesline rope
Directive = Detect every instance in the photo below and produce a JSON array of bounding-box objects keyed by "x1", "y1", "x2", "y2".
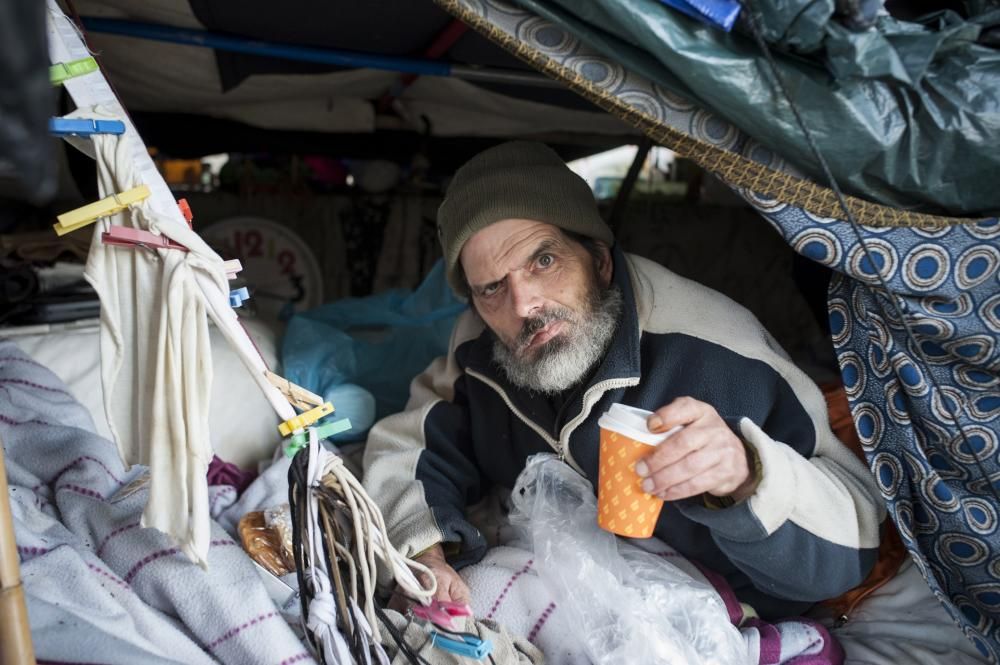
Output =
[{"x1": 291, "y1": 430, "x2": 436, "y2": 664}]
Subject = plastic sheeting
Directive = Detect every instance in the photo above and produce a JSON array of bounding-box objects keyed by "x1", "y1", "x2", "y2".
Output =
[
  {"x1": 512, "y1": 0, "x2": 1000, "y2": 216},
  {"x1": 281, "y1": 260, "x2": 466, "y2": 428},
  {"x1": 508, "y1": 454, "x2": 750, "y2": 665}
]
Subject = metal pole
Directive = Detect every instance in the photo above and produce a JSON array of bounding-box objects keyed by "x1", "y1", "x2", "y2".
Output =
[
  {"x1": 0, "y1": 434, "x2": 36, "y2": 665},
  {"x1": 609, "y1": 139, "x2": 652, "y2": 236},
  {"x1": 81, "y1": 17, "x2": 561, "y2": 88}
]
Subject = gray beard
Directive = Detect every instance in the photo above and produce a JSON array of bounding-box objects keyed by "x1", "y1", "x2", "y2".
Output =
[{"x1": 491, "y1": 284, "x2": 623, "y2": 395}]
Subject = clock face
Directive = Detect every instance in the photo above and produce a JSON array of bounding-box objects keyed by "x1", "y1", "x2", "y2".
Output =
[{"x1": 200, "y1": 216, "x2": 323, "y2": 326}]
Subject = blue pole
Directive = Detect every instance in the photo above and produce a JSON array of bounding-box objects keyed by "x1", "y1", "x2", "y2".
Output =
[{"x1": 80, "y1": 17, "x2": 454, "y2": 78}]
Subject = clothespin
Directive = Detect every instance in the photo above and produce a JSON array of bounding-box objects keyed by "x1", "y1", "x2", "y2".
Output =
[
  {"x1": 412, "y1": 600, "x2": 473, "y2": 631},
  {"x1": 283, "y1": 417, "x2": 353, "y2": 457},
  {"x1": 177, "y1": 199, "x2": 193, "y2": 228},
  {"x1": 408, "y1": 606, "x2": 488, "y2": 658},
  {"x1": 54, "y1": 185, "x2": 151, "y2": 236},
  {"x1": 264, "y1": 370, "x2": 323, "y2": 411},
  {"x1": 277, "y1": 402, "x2": 334, "y2": 437},
  {"x1": 223, "y1": 259, "x2": 243, "y2": 280},
  {"x1": 50, "y1": 56, "x2": 98, "y2": 85},
  {"x1": 49, "y1": 118, "x2": 126, "y2": 137},
  {"x1": 229, "y1": 287, "x2": 250, "y2": 308},
  {"x1": 429, "y1": 632, "x2": 492, "y2": 660},
  {"x1": 101, "y1": 225, "x2": 188, "y2": 252}
]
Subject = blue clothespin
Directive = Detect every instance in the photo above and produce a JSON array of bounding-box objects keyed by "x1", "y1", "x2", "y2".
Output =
[
  {"x1": 657, "y1": 0, "x2": 741, "y2": 31},
  {"x1": 49, "y1": 118, "x2": 126, "y2": 137},
  {"x1": 429, "y1": 632, "x2": 492, "y2": 660},
  {"x1": 229, "y1": 287, "x2": 250, "y2": 308}
]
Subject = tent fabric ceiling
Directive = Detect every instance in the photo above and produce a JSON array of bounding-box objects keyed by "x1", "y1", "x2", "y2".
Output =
[
  {"x1": 71, "y1": 0, "x2": 636, "y2": 154},
  {"x1": 187, "y1": 0, "x2": 558, "y2": 89}
]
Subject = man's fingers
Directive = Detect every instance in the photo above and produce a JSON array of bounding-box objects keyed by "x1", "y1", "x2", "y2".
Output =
[
  {"x1": 655, "y1": 469, "x2": 724, "y2": 501},
  {"x1": 636, "y1": 422, "x2": 710, "y2": 475},
  {"x1": 418, "y1": 562, "x2": 470, "y2": 605},
  {"x1": 641, "y1": 445, "x2": 720, "y2": 494},
  {"x1": 647, "y1": 396, "x2": 709, "y2": 432},
  {"x1": 449, "y1": 576, "x2": 472, "y2": 605},
  {"x1": 434, "y1": 585, "x2": 454, "y2": 603},
  {"x1": 388, "y1": 586, "x2": 413, "y2": 612},
  {"x1": 645, "y1": 442, "x2": 750, "y2": 500}
]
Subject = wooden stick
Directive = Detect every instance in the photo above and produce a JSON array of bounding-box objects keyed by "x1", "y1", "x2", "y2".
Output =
[
  {"x1": 0, "y1": 434, "x2": 36, "y2": 664},
  {"x1": 264, "y1": 370, "x2": 323, "y2": 412}
]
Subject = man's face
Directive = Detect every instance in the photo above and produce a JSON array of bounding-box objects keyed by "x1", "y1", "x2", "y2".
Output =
[{"x1": 460, "y1": 219, "x2": 620, "y2": 394}]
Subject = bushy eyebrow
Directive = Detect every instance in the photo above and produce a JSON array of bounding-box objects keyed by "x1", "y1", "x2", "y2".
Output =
[{"x1": 471, "y1": 236, "x2": 563, "y2": 295}]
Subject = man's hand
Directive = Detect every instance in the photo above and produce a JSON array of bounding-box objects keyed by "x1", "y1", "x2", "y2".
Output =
[
  {"x1": 389, "y1": 543, "x2": 471, "y2": 612},
  {"x1": 634, "y1": 397, "x2": 755, "y2": 502}
]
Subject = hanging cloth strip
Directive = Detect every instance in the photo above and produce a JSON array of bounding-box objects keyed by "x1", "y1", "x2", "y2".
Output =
[{"x1": 46, "y1": 3, "x2": 295, "y2": 568}]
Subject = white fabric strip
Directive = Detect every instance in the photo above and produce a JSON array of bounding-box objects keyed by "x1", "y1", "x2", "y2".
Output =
[{"x1": 46, "y1": 2, "x2": 295, "y2": 567}]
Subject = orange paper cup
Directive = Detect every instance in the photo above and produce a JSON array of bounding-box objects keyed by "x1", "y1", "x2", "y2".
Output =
[{"x1": 596, "y1": 404, "x2": 679, "y2": 538}]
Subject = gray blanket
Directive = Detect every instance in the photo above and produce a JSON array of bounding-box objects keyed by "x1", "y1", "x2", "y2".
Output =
[{"x1": 1, "y1": 341, "x2": 314, "y2": 665}]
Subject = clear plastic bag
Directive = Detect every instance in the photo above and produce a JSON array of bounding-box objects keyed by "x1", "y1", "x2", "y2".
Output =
[
  {"x1": 508, "y1": 454, "x2": 749, "y2": 665},
  {"x1": 281, "y1": 259, "x2": 467, "y2": 432},
  {"x1": 238, "y1": 509, "x2": 295, "y2": 577},
  {"x1": 264, "y1": 503, "x2": 294, "y2": 563}
]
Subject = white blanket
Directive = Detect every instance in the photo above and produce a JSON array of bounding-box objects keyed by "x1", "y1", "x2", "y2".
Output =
[{"x1": 2, "y1": 342, "x2": 314, "y2": 664}]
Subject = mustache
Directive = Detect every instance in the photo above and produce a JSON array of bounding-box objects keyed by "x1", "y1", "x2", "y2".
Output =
[{"x1": 514, "y1": 307, "x2": 574, "y2": 350}]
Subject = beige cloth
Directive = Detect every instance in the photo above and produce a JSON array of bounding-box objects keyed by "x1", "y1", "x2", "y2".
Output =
[{"x1": 817, "y1": 558, "x2": 988, "y2": 665}]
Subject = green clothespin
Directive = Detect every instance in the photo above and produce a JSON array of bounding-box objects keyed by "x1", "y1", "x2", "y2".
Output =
[
  {"x1": 283, "y1": 417, "x2": 353, "y2": 458},
  {"x1": 50, "y1": 56, "x2": 98, "y2": 85}
]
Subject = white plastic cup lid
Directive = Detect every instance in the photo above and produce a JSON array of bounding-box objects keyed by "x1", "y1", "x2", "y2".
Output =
[{"x1": 598, "y1": 403, "x2": 682, "y2": 446}]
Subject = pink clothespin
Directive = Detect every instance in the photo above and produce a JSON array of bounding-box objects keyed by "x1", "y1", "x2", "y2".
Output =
[
  {"x1": 101, "y1": 226, "x2": 188, "y2": 252},
  {"x1": 177, "y1": 199, "x2": 193, "y2": 228},
  {"x1": 223, "y1": 259, "x2": 243, "y2": 280},
  {"x1": 411, "y1": 600, "x2": 473, "y2": 630}
]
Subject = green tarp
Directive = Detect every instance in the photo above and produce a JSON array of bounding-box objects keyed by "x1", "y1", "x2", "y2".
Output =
[{"x1": 515, "y1": 0, "x2": 1000, "y2": 217}]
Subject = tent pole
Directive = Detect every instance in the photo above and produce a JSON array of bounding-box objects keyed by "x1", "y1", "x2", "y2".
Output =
[
  {"x1": 80, "y1": 17, "x2": 560, "y2": 88},
  {"x1": 609, "y1": 139, "x2": 652, "y2": 235},
  {"x1": 0, "y1": 435, "x2": 35, "y2": 665}
]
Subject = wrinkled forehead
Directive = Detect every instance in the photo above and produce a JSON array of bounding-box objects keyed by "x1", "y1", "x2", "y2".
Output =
[{"x1": 460, "y1": 219, "x2": 565, "y2": 284}]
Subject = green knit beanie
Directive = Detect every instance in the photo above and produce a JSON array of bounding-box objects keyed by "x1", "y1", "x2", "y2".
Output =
[{"x1": 437, "y1": 141, "x2": 614, "y2": 294}]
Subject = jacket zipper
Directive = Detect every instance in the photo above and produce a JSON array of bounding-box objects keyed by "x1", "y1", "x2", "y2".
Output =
[
  {"x1": 465, "y1": 369, "x2": 638, "y2": 476},
  {"x1": 560, "y1": 377, "x2": 640, "y2": 444}
]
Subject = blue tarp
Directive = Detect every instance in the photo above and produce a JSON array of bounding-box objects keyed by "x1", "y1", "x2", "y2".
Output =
[
  {"x1": 281, "y1": 260, "x2": 467, "y2": 438},
  {"x1": 514, "y1": 0, "x2": 1000, "y2": 216}
]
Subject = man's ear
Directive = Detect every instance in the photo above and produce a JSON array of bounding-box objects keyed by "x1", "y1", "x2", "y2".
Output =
[{"x1": 595, "y1": 242, "x2": 613, "y2": 287}]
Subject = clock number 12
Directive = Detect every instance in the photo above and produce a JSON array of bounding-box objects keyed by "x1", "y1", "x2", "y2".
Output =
[{"x1": 233, "y1": 230, "x2": 263, "y2": 258}]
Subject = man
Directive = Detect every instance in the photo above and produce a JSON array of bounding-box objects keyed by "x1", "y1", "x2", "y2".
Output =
[{"x1": 363, "y1": 141, "x2": 883, "y2": 619}]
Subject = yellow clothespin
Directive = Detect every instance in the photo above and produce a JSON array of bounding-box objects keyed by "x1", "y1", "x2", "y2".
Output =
[
  {"x1": 50, "y1": 56, "x2": 98, "y2": 85},
  {"x1": 265, "y1": 370, "x2": 323, "y2": 411},
  {"x1": 53, "y1": 185, "x2": 151, "y2": 236},
  {"x1": 278, "y1": 402, "x2": 334, "y2": 437}
]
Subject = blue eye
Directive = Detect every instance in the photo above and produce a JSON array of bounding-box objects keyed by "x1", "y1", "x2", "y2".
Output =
[{"x1": 537, "y1": 254, "x2": 553, "y2": 268}]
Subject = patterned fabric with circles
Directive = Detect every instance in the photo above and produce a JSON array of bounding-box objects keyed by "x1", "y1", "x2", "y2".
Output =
[{"x1": 749, "y1": 200, "x2": 1000, "y2": 662}]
